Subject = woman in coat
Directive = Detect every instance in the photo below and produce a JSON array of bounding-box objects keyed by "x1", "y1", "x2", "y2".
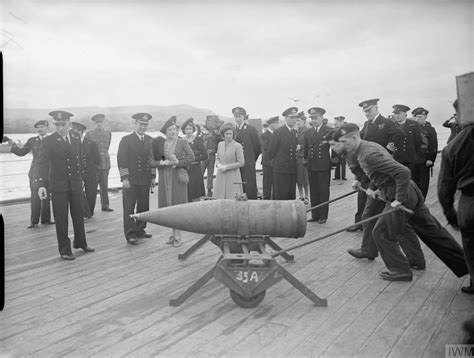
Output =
[
  {"x1": 150, "y1": 116, "x2": 194, "y2": 247},
  {"x1": 182, "y1": 118, "x2": 208, "y2": 202},
  {"x1": 214, "y1": 123, "x2": 245, "y2": 199}
]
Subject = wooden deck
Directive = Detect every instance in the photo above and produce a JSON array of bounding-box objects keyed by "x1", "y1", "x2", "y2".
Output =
[{"x1": 1, "y1": 166, "x2": 473, "y2": 357}]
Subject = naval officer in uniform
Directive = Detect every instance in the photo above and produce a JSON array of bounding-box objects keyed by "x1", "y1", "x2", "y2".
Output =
[
  {"x1": 85, "y1": 113, "x2": 113, "y2": 212},
  {"x1": 117, "y1": 113, "x2": 156, "y2": 245},
  {"x1": 35, "y1": 111, "x2": 94, "y2": 260},
  {"x1": 233, "y1": 107, "x2": 261, "y2": 199},
  {"x1": 9, "y1": 120, "x2": 54, "y2": 228},
  {"x1": 347, "y1": 98, "x2": 405, "y2": 232},
  {"x1": 304, "y1": 107, "x2": 333, "y2": 223},
  {"x1": 70, "y1": 122, "x2": 100, "y2": 217},
  {"x1": 391, "y1": 104, "x2": 422, "y2": 173},
  {"x1": 260, "y1": 116, "x2": 279, "y2": 200},
  {"x1": 268, "y1": 108, "x2": 298, "y2": 200},
  {"x1": 412, "y1": 107, "x2": 438, "y2": 199}
]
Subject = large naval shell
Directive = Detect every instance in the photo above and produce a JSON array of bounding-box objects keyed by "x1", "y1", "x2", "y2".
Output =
[{"x1": 132, "y1": 199, "x2": 306, "y2": 238}]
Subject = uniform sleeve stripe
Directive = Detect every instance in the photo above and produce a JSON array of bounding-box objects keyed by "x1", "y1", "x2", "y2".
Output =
[{"x1": 119, "y1": 168, "x2": 129, "y2": 176}]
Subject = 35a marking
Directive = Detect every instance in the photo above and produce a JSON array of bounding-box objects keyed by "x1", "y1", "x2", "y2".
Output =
[{"x1": 235, "y1": 270, "x2": 259, "y2": 283}]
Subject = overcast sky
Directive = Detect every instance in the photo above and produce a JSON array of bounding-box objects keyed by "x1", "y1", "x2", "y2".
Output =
[{"x1": 2, "y1": 0, "x2": 473, "y2": 124}]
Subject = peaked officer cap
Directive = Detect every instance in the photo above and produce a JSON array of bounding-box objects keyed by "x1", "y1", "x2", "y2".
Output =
[
  {"x1": 308, "y1": 107, "x2": 326, "y2": 117},
  {"x1": 34, "y1": 120, "x2": 49, "y2": 128},
  {"x1": 49, "y1": 110, "x2": 74, "y2": 121},
  {"x1": 392, "y1": 104, "x2": 410, "y2": 114},
  {"x1": 71, "y1": 122, "x2": 87, "y2": 131},
  {"x1": 282, "y1": 107, "x2": 299, "y2": 117},
  {"x1": 132, "y1": 113, "x2": 152, "y2": 123},
  {"x1": 91, "y1": 113, "x2": 105, "y2": 122},
  {"x1": 358, "y1": 99, "x2": 379, "y2": 111},
  {"x1": 232, "y1": 107, "x2": 247, "y2": 116},
  {"x1": 266, "y1": 116, "x2": 280, "y2": 125}
]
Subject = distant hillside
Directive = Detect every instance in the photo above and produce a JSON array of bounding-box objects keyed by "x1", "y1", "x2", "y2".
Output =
[{"x1": 3, "y1": 104, "x2": 233, "y2": 133}]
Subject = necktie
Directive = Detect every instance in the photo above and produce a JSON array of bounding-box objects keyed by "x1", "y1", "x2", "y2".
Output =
[{"x1": 64, "y1": 136, "x2": 70, "y2": 146}]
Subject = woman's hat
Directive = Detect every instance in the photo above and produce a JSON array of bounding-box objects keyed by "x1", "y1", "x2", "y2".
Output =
[
  {"x1": 161, "y1": 115, "x2": 177, "y2": 133},
  {"x1": 181, "y1": 117, "x2": 195, "y2": 133}
]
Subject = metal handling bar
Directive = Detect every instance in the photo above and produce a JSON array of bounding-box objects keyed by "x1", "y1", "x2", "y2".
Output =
[
  {"x1": 272, "y1": 206, "x2": 405, "y2": 258},
  {"x1": 306, "y1": 190, "x2": 358, "y2": 213},
  {"x1": 358, "y1": 187, "x2": 414, "y2": 215}
]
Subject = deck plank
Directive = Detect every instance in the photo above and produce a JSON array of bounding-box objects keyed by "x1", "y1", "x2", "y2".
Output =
[{"x1": 1, "y1": 164, "x2": 473, "y2": 357}]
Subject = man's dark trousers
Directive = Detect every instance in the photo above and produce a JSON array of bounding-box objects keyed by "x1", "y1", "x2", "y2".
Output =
[
  {"x1": 122, "y1": 184, "x2": 149, "y2": 239},
  {"x1": 51, "y1": 189, "x2": 87, "y2": 256},
  {"x1": 97, "y1": 169, "x2": 110, "y2": 210},
  {"x1": 30, "y1": 178, "x2": 51, "y2": 224},
  {"x1": 308, "y1": 170, "x2": 330, "y2": 220},
  {"x1": 373, "y1": 183, "x2": 468, "y2": 277}
]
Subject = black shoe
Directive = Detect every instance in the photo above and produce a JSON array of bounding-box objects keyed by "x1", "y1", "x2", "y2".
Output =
[
  {"x1": 379, "y1": 271, "x2": 413, "y2": 282},
  {"x1": 318, "y1": 219, "x2": 327, "y2": 224},
  {"x1": 347, "y1": 248, "x2": 376, "y2": 261},
  {"x1": 332, "y1": 178, "x2": 339, "y2": 180},
  {"x1": 61, "y1": 254, "x2": 75, "y2": 260},
  {"x1": 127, "y1": 238, "x2": 139, "y2": 245},
  {"x1": 138, "y1": 233, "x2": 152, "y2": 239},
  {"x1": 346, "y1": 225, "x2": 363, "y2": 232},
  {"x1": 461, "y1": 285, "x2": 474, "y2": 294},
  {"x1": 342, "y1": 178, "x2": 347, "y2": 180},
  {"x1": 102, "y1": 207, "x2": 114, "y2": 212},
  {"x1": 73, "y1": 246, "x2": 95, "y2": 252},
  {"x1": 410, "y1": 263, "x2": 426, "y2": 270},
  {"x1": 27, "y1": 223, "x2": 38, "y2": 229}
]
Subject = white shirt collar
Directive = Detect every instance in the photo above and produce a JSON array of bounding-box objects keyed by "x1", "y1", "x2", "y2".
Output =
[{"x1": 135, "y1": 131, "x2": 144, "y2": 140}]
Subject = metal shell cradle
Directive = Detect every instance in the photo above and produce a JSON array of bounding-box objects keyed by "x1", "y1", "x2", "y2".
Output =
[{"x1": 131, "y1": 197, "x2": 327, "y2": 309}]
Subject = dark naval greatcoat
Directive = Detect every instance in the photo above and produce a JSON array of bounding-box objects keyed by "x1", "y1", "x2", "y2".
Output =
[
  {"x1": 235, "y1": 123, "x2": 261, "y2": 199},
  {"x1": 117, "y1": 132, "x2": 155, "y2": 241},
  {"x1": 268, "y1": 125, "x2": 297, "y2": 200},
  {"x1": 34, "y1": 131, "x2": 88, "y2": 255},
  {"x1": 304, "y1": 124, "x2": 333, "y2": 221},
  {"x1": 11, "y1": 135, "x2": 52, "y2": 225},
  {"x1": 394, "y1": 119, "x2": 422, "y2": 169}
]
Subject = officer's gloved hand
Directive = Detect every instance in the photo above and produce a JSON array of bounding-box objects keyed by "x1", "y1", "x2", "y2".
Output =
[
  {"x1": 38, "y1": 187, "x2": 48, "y2": 200},
  {"x1": 122, "y1": 179, "x2": 131, "y2": 189},
  {"x1": 426, "y1": 160, "x2": 433, "y2": 167},
  {"x1": 352, "y1": 180, "x2": 361, "y2": 191}
]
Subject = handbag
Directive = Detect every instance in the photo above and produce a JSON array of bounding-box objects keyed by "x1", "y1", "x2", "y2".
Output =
[{"x1": 176, "y1": 167, "x2": 189, "y2": 184}]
